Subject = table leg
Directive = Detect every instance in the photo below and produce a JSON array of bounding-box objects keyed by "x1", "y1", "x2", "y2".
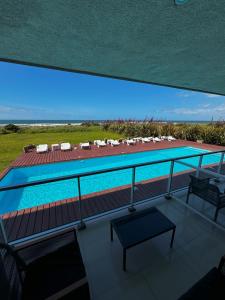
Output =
[
  {"x1": 110, "y1": 223, "x2": 113, "y2": 241},
  {"x1": 170, "y1": 227, "x2": 176, "y2": 248},
  {"x1": 123, "y1": 248, "x2": 126, "y2": 271}
]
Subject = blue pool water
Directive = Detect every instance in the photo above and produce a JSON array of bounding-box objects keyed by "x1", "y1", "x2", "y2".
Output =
[{"x1": 0, "y1": 146, "x2": 222, "y2": 214}]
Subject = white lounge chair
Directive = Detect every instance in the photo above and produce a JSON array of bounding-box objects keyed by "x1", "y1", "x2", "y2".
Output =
[
  {"x1": 167, "y1": 136, "x2": 176, "y2": 141},
  {"x1": 60, "y1": 142, "x2": 72, "y2": 151},
  {"x1": 133, "y1": 137, "x2": 142, "y2": 142},
  {"x1": 142, "y1": 137, "x2": 151, "y2": 143},
  {"x1": 107, "y1": 139, "x2": 114, "y2": 145},
  {"x1": 111, "y1": 140, "x2": 120, "y2": 147},
  {"x1": 36, "y1": 144, "x2": 48, "y2": 153},
  {"x1": 96, "y1": 140, "x2": 106, "y2": 147},
  {"x1": 80, "y1": 142, "x2": 90, "y2": 149},
  {"x1": 153, "y1": 137, "x2": 161, "y2": 142},
  {"x1": 94, "y1": 140, "x2": 101, "y2": 145},
  {"x1": 125, "y1": 139, "x2": 136, "y2": 146}
]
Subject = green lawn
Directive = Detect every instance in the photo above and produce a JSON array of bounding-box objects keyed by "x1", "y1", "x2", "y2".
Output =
[{"x1": 0, "y1": 126, "x2": 123, "y2": 172}]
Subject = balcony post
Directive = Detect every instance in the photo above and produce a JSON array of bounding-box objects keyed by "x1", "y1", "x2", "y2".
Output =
[
  {"x1": 128, "y1": 167, "x2": 136, "y2": 212},
  {"x1": 77, "y1": 176, "x2": 86, "y2": 230},
  {"x1": 165, "y1": 160, "x2": 174, "y2": 200},
  {"x1": 218, "y1": 152, "x2": 224, "y2": 174},
  {"x1": 0, "y1": 217, "x2": 8, "y2": 244},
  {"x1": 196, "y1": 155, "x2": 203, "y2": 177},
  {"x1": 215, "y1": 152, "x2": 225, "y2": 183}
]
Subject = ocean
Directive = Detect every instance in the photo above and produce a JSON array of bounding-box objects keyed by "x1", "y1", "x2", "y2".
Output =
[
  {"x1": 0, "y1": 120, "x2": 102, "y2": 126},
  {"x1": 0, "y1": 119, "x2": 212, "y2": 126}
]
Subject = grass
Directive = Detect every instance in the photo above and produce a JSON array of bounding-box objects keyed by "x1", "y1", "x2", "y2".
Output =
[{"x1": 0, "y1": 125, "x2": 123, "y2": 173}]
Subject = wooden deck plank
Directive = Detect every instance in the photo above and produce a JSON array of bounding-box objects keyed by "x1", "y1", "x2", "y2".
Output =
[
  {"x1": 8, "y1": 140, "x2": 224, "y2": 170},
  {"x1": 15, "y1": 208, "x2": 31, "y2": 239},
  {"x1": 33, "y1": 205, "x2": 44, "y2": 235},
  {"x1": 2, "y1": 210, "x2": 18, "y2": 235},
  {"x1": 55, "y1": 202, "x2": 63, "y2": 227},
  {"x1": 25, "y1": 206, "x2": 38, "y2": 237},
  {"x1": 49, "y1": 201, "x2": 56, "y2": 229},
  {"x1": 41, "y1": 204, "x2": 50, "y2": 232},
  {"x1": 9, "y1": 209, "x2": 26, "y2": 241}
]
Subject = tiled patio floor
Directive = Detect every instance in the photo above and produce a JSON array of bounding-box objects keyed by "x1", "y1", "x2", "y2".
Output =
[{"x1": 77, "y1": 190, "x2": 225, "y2": 300}]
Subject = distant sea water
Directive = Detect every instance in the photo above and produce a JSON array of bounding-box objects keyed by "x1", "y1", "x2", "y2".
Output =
[
  {"x1": 0, "y1": 120, "x2": 213, "y2": 126},
  {"x1": 0, "y1": 120, "x2": 103, "y2": 126}
]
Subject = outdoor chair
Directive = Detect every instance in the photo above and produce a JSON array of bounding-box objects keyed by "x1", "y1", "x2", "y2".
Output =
[
  {"x1": 36, "y1": 144, "x2": 48, "y2": 153},
  {"x1": 60, "y1": 142, "x2": 72, "y2": 151},
  {"x1": 178, "y1": 254, "x2": 225, "y2": 299},
  {"x1": 23, "y1": 144, "x2": 36, "y2": 153},
  {"x1": 186, "y1": 174, "x2": 225, "y2": 221},
  {"x1": 0, "y1": 228, "x2": 90, "y2": 300}
]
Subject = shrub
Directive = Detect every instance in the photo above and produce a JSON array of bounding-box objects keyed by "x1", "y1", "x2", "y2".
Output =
[
  {"x1": 102, "y1": 120, "x2": 225, "y2": 146},
  {"x1": 4, "y1": 123, "x2": 20, "y2": 133}
]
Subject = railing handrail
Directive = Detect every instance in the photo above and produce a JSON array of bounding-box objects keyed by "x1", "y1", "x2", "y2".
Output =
[{"x1": 0, "y1": 148, "x2": 224, "y2": 192}]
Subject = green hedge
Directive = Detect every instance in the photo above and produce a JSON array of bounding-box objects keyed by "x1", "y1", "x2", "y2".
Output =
[{"x1": 103, "y1": 122, "x2": 225, "y2": 146}]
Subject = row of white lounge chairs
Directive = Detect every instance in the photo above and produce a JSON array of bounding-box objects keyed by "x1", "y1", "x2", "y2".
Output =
[
  {"x1": 35, "y1": 136, "x2": 176, "y2": 153},
  {"x1": 36, "y1": 142, "x2": 72, "y2": 153}
]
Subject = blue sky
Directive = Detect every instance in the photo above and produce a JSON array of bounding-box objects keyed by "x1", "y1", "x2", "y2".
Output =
[{"x1": 0, "y1": 61, "x2": 224, "y2": 121}]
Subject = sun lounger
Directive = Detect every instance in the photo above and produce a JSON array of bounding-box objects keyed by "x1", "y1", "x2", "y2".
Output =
[
  {"x1": 80, "y1": 142, "x2": 90, "y2": 149},
  {"x1": 142, "y1": 137, "x2": 151, "y2": 143},
  {"x1": 153, "y1": 137, "x2": 161, "y2": 142},
  {"x1": 133, "y1": 137, "x2": 142, "y2": 142},
  {"x1": 60, "y1": 142, "x2": 72, "y2": 151},
  {"x1": 111, "y1": 140, "x2": 120, "y2": 146},
  {"x1": 107, "y1": 139, "x2": 115, "y2": 145},
  {"x1": 167, "y1": 136, "x2": 176, "y2": 141},
  {"x1": 96, "y1": 140, "x2": 106, "y2": 147},
  {"x1": 94, "y1": 140, "x2": 101, "y2": 145},
  {"x1": 125, "y1": 139, "x2": 136, "y2": 145},
  {"x1": 36, "y1": 144, "x2": 48, "y2": 153}
]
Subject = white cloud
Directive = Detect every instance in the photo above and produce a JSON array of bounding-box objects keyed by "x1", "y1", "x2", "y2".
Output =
[
  {"x1": 176, "y1": 91, "x2": 224, "y2": 99},
  {"x1": 0, "y1": 103, "x2": 100, "y2": 120},
  {"x1": 0, "y1": 105, "x2": 28, "y2": 114},
  {"x1": 164, "y1": 104, "x2": 225, "y2": 116},
  {"x1": 205, "y1": 93, "x2": 222, "y2": 98},
  {"x1": 177, "y1": 91, "x2": 195, "y2": 98}
]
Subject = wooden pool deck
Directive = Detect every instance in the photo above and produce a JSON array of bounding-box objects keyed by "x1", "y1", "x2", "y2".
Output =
[
  {"x1": 10, "y1": 139, "x2": 224, "y2": 168},
  {"x1": 1, "y1": 140, "x2": 225, "y2": 243}
]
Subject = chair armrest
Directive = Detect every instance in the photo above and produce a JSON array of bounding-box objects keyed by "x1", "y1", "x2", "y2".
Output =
[
  {"x1": 219, "y1": 193, "x2": 225, "y2": 203},
  {"x1": 15, "y1": 227, "x2": 76, "y2": 251},
  {"x1": 218, "y1": 255, "x2": 225, "y2": 276},
  {"x1": 189, "y1": 174, "x2": 210, "y2": 185},
  {"x1": 15, "y1": 228, "x2": 77, "y2": 264},
  {"x1": 0, "y1": 242, "x2": 27, "y2": 270}
]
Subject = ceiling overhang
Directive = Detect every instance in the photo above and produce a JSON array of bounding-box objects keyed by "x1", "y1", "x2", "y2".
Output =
[{"x1": 0, "y1": 1, "x2": 225, "y2": 95}]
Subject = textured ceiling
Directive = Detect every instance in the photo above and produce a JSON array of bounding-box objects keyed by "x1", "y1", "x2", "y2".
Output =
[{"x1": 0, "y1": 0, "x2": 225, "y2": 95}]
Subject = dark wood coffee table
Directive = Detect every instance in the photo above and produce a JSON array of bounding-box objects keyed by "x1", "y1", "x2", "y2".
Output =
[{"x1": 110, "y1": 207, "x2": 176, "y2": 271}]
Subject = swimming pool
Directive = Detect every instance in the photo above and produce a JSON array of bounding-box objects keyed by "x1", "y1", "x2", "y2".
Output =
[{"x1": 0, "y1": 146, "x2": 222, "y2": 214}]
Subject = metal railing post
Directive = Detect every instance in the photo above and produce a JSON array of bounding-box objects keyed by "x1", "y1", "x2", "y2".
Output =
[
  {"x1": 77, "y1": 176, "x2": 86, "y2": 230},
  {"x1": 215, "y1": 152, "x2": 225, "y2": 183},
  {"x1": 218, "y1": 152, "x2": 224, "y2": 175},
  {"x1": 165, "y1": 160, "x2": 175, "y2": 200},
  {"x1": 196, "y1": 155, "x2": 203, "y2": 177},
  {"x1": 128, "y1": 167, "x2": 136, "y2": 212},
  {"x1": 0, "y1": 217, "x2": 8, "y2": 244}
]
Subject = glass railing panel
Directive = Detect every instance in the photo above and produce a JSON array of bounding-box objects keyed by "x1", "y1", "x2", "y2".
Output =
[
  {"x1": 134, "y1": 161, "x2": 170, "y2": 201},
  {"x1": 79, "y1": 168, "x2": 133, "y2": 220}
]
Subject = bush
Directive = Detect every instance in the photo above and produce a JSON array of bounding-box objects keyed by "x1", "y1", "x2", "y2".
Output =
[
  {"x1": 103, "y1": 120, "x2": 225, "y2": 146},
  {"x1": 4, "y1": 123, "x2": 20, "y2": 133}
]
